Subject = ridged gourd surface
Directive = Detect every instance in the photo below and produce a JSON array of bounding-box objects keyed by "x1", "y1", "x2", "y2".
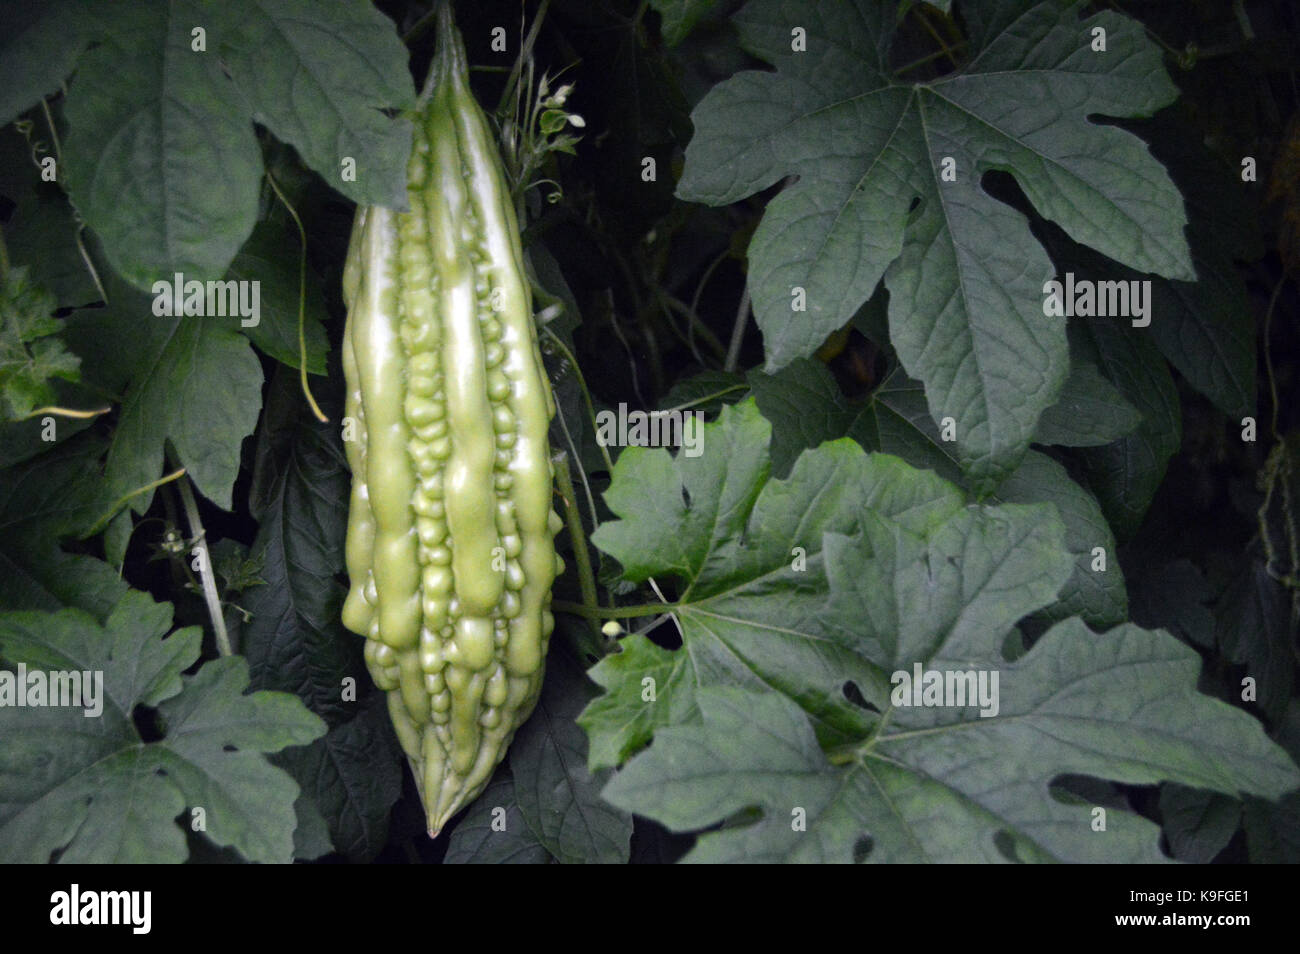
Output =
[{"x1": 339, "y1": 16, "x2": 563, "y2": 836}]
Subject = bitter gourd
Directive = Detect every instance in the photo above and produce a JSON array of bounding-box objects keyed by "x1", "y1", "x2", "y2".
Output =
[{"x1": 340, "y1": 3, "x2": 563, "y2": 837}]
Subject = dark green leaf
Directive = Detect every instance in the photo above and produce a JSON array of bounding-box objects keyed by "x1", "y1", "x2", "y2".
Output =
[
  {"x1": 748, "y1": 358, "x2": 851, "y2": 477},
  {"x1": 1133, "y1": 113, "x2": 1258, "y2": 419},
  {"x1": 0, "y1": 125, "x2": 101, "y2": 308},
  {"x1": 1127, "y1": 560, "x2": 1216, "y2": 649},
  {"x1": 851, "y1": 369, "x2": 964, "y2": 484},
  {"x1": 679, "y1": 0, "x2": 1191, "y2": 490},
  {"x1": 1216, "y1": 559, "x2": 1295, "y2": 725},
  {"x1": 0, "y1": 380, "x2": 99, "y2": 470},
  {"x1": 274, "y1": 695, "x2": 402, "y2": 862},
  {"x1": 1071, "y1": 319, "x2": 1181, "y2": 538},
  {"x1": 0, "y1": 590, "x2": 324, "y2": 863},
  {"x1": 0, "y1": 0, "x2": 101, "y2": 127},
  {"x1": 241, "y1": 367, "x2": 403, "y2": 860},
  {"x1": 1243, "y1": 702, "x2": 1300, "y2": 863},
  {"x1": 444, "y1": 769, "x2": 555, "y2": 864},
  {"x1": 0, "y1": 434, "x2": 124, "y2": 617},
  {"x1": 208, "y1": 0, "x2": 415, "y2": 211},
  {"x1": 63, "y1": 0, "x2": 262, "y2": 289},
  {"x1": 510, "y1": 652, "x2": 633, "y2": 863},
  {"x1": 1036, "y1": 359, "x2": 1142, "y2": 448},
  {"x1": 91, "y1": 282, "x2": 263, "y2": 537},
  {"x1": 225, "y1": 221, "x2": 329, "y2": 374},
  {"x1": 993, "y1": 451, "x2": 1126, "y2": 628},
  {"x1": 241, "y1": 367, "x2": 362, "y2": 724},
  {"x1": 648, "y1": 0, "x2": 721, "y2": 46},
  {"x1": 1160, "y1": 784, "x2": 1240, "y2": 863},
  {"x1": 750, "y1": 359, "x2": 963, "y2": 483}
]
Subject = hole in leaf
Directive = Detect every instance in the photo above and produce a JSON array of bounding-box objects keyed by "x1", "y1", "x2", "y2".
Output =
[
  {"x1": 852, "y1": 834, "x2": 874, "y2": 863},
  {"x1": 1050, "y1": 773, "x2": 1124, "y2": 808},
  {"x1": 841, "y1": 681, "x2": 878, "y2": 712},
  {"x1": 644, "y1": 615, "x2": 682, "y2": 650},
  {"x1": 132, "y1": 704, "x2": 166, "y2": 743},
  {"x1": 979, "y1": 169, "x2": 1033, "y2": 216}
]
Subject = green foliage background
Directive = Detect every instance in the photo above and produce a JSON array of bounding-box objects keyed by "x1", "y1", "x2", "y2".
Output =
[{"x1": 0, "y1": 0, "x2": 1297, "y2": 863}]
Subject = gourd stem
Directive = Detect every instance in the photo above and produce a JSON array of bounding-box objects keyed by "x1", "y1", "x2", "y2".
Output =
[
  {"x1": 433, "y1": 0, "x2": 469, "y2": 90},
  {"x1": 416, "y1": 0, "x2": 468, "y2": 105}
]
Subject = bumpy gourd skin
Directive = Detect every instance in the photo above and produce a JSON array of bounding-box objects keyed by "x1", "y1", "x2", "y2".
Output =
[{"x1": 341, "y1": 5, "x2": 563, "y2": 837}]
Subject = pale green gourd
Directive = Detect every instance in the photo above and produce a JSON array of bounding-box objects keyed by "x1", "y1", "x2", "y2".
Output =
[{"x1": 340, "y1": 3, "x2": 563, "y2": 837}]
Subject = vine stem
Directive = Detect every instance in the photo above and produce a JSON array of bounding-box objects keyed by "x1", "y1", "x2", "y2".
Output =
[
  {"x1": 1232, "y1": 0, "x2": 1255, "y2": 40},
  {"x1": 173, "y1": 464, "x2": 233, "y2": 657},
  {"x1": 553, "y1": 451, "x2": 599, "y2": 612},
  {"x1": 263, "y1": 168, "x2": 327, "y2": 423},
  {"x1": 19, "y1": 403, "x2": 111, "y2": 420},
  {"x1": 402, "y1": 3, "x2": 440, "y2": 44},
  {"x1": 37, "y1": 96, "x2": 106, "y2": 302},
  {"x1": 723, "y1": 285, "x2": 750, "y2": 372},
  {"x1": 659, "y1": 291, "x2": 728, "y2": 363},
  {"x1": 655, "y1": 294, "x2": 706, "y2": 365},
  {"x1": 81, "y1": 467, "x2": 187, "y2": 540},
  {"x1": 894, "y1": 42, "x2": 968, "y2": 78},
  {"x1": 913, "y1": 3, "x2": 960, "y2": 71},
  {"x1": 552, "y1": 388, "x2": 601, "y2": 551},
  {"x1": 495, "y1": 0, "x2": 550, "y2": 120},
  {"x1": 543, "y1": 325, "x2": 614, "y2": 471},
  {"x1": 659, "y1": 383, "x2": 749, "y2": 414},
  {"x1": 688, "y1": 246, "x2": 730, "y2": 356},
  {"x1": 551, "y1": 599, "x2": 675, "y2": 620},
  {"x1": 1263, "y1": 273, "x2": 1285, "y2": 441}
]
